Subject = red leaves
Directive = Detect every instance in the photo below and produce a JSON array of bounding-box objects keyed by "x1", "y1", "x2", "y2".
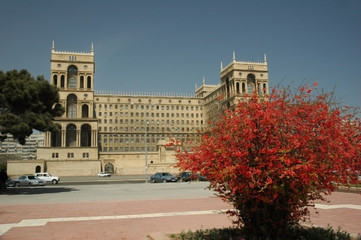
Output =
[{"x1": 176, "y1": 84, "x2": 361, "y2": 236}]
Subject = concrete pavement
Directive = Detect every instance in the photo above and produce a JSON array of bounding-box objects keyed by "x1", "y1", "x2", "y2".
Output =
[{"x1": 0, "y1": 182, "x2": 360, "y2": 239}]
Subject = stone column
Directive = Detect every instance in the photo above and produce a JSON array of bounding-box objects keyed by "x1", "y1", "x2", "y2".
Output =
[
  {"x1": 62, "y1": 129, "x2": 66, "y2": 147},
  {"x1": 76, "y1": 130, "x2": 81, "y2": 147}
]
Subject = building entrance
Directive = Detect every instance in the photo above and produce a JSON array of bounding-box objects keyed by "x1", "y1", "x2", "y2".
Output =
[{"x1": 104, "y1": 163, "x2": 114, "y2": 174}]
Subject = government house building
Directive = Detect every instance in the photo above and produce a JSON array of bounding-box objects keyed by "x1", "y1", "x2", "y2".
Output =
[{"x1": 7, "y1": 43, "x2": 269, "y2": 176}]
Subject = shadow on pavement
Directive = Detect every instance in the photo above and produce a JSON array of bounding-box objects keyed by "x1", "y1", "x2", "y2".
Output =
[{"x1": 0, "y1": 186, "x2": 78, "y2": 195}]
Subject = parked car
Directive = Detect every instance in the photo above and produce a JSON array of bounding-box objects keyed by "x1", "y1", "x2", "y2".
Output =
[
  {"x1": 35, "y1": 172, "x2": 60, "y2": 184},
  {"x1": 5, "y1": 177, "x2": 16, "y2": 187},
  {"x1": 97, "y1": 172, "x2": 111, "y2": 177},
  {"x1": 150, "y1": 172, "x2": 177, "y2": 183},
  {"x1": 177, "y1": 172, "x2": 207, "y2": 182},
  {"x1": 13, "y1": 175, "x2": 46, "y2": 186}
]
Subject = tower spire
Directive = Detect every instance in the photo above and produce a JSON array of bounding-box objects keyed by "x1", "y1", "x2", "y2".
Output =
[
  {"x1": 232, "y1": 51, "x2": 236, "y2": 62},
  {"x1": 91, "y1": 42, "x2": 94, "y2": 53},
  {"x1": 264, "y1": 53, "x2": 267, "y2": 63},
  {"x1": 220, "y1": 61, "x2": 223, "y2": 70},
  {"x1": 52, "y1": 40, "x2": 55, "y2": 50}
]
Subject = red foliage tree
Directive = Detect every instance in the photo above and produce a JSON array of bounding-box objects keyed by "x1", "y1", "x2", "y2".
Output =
[{"x1": 176, "y1": 85, "x2": 361, "y2": 239}]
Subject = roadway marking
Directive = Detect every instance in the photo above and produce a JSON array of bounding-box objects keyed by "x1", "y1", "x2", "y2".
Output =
[{"x1": 0, "y1": 204, "x2": 360, "y2": 237}]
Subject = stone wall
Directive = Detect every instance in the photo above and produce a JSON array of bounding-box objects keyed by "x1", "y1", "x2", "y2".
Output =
[
  {"x1": 7, "y1": 160, "x2": 45, "y2": 177},
  {"x1": 46, "y1": 160, "x2": 101, "y2": 176},
  {"x1": 7, "y1": 149, "x2": 180, "y2": 177}
]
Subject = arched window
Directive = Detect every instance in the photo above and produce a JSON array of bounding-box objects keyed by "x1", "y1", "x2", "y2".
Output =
[
  {"x1": 60, "y1": 75, "x2": 65, "y2": 88},
  {"x1": 82, "y1": 104, "x2": 89, "y2": 118},
  {"x1": 81, "y1": 124, "x2": 91, "y2": 147},
  {"x1": 226, "y1": 78, "x2": 230, "y2": 98},
  {"x1": 80, "y1": 76, "x2": 84, "y2": 88},
  {"x1": 66, "y1": 124, "x2": 77, "y2": 147},
  {"x1": 51, "y1": 126, "x2": 62, "y2": 147},
  {"x1": 67, "y1": 94, "x2": 77, "y2": 118},
  {"x1": 242, "y1": 82, "x2": 246, "y2": 93},
  {"x1": 247, "y1": 74, "x2": 256, "y2": 93},
  {"x1": 236, "y1": 82, "x2": 240, "y2": 93},
  {"x1": 53, "y1": 75, "x2": 58, "y2": 87},
  {"x1": 68, "y1": 76, "x2": 76, "y2": 88},
  {"x1": 263, "y1": 83, "x2": 267, "y2": 94},
  {"x1": 87, "y1": 76, "x2": 92, "y2": 88},
  {"x1": 67, "y1": 65, "x2": 78, "y2": 89}
]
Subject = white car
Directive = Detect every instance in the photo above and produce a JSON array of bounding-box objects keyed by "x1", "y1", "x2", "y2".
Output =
[
  {"x1": 35, "y1": 172, "x2": 60, "y2": 184},
  {"x1": 97, "y1": 172, "x2": 111, "y2": 177}
]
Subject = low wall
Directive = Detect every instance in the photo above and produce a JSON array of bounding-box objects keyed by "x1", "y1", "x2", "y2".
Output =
[
  {"x1": 46, "y1": 160, "x2": 101, "y2": 176},
  {"x1": 100, "y1": 152, "x2": 179, "y2": 175},
  {"x1": 7, "y1": 160, "x2": 45, "y2": 177},
  {"x1": 6, "y1": 151, "x2": 180, "y2": 177}
]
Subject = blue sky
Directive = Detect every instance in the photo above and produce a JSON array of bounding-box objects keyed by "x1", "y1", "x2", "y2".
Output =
[{"x1": 1, "y1": 0, "x2": 360, "y2": 113}]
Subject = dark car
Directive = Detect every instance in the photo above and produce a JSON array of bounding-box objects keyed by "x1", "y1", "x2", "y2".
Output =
[
  {"x1": 177, "y1": 172, "x2": 207, "y2": 182},
  {"x1": 150, "y1": 172, "x2": 177, "y2": 183}
]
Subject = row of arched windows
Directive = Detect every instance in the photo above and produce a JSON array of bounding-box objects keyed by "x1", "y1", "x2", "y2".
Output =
[
  {"x1": 52, "y1": 65, "x2": 92, "y2": 89},
  {"x1": 235, "y1": 82, "x2": 268, "y2": 94},
  {"x1": 226, "y1": 74, "x2": 268, "y2": 95},
  {"x1": 51, "y1": 124, "x2": 92, "y2": 147},
  {"x1": 66, "y1": 94, "x2": 90, "y2": 118}
]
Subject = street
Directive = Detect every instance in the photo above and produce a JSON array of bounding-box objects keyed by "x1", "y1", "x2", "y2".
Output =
[{"x1": 0, "y1": 181, "x2": 214, "y2": 204}]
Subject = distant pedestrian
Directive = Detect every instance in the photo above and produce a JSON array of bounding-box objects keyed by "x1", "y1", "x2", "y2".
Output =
[{"x1": 0, "y1": 169, "x2": 8, "y2": 191}]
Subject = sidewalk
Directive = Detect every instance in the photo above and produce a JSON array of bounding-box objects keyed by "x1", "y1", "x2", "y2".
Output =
[
  {"x1": 0, "y1": 197, "x2": 233, "y2": 240},
  {"x1": 0, "y1": 191, "x2": 360, "y2": 239}
]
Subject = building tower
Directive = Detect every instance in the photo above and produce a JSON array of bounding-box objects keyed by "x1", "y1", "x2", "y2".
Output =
[
  {"x1": 37, "y1": 42, "x2": 100, "y2": 175},
  {"x1": 197, "y1": 52, "x2": 269, "y2": 127}
]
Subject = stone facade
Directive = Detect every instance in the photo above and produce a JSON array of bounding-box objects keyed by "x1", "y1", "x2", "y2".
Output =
[{"x1": 8, "y1": 44, "x2": 269, "y2": 176}]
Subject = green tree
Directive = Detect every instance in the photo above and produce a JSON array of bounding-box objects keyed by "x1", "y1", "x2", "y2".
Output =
[{"x1": 0, "y1": 69, "x2": 64, "y2": 144}]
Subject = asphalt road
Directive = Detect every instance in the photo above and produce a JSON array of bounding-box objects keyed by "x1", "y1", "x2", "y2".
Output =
[
  {"x1": 0, "y1": 180, "x2": 214, "y2": 205},
  {"x1": 59, "y1": 175, "x2": 149, "y2": 185}
]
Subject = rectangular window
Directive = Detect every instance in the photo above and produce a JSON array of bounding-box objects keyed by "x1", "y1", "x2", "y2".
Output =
[
  {"x1": 67, "y1": 153, "x2": 74, "y2": 158},
  {"x1": 83, "y1": 153, "x2": 89, "y2": 158},
  {"x1": 52, "y1": 153, "x2": 59, "y2": 158}
]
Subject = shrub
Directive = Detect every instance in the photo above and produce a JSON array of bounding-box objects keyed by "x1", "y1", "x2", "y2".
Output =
[{"x1": 176, "y1": 85, "x2": 361, "y2": 239}]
